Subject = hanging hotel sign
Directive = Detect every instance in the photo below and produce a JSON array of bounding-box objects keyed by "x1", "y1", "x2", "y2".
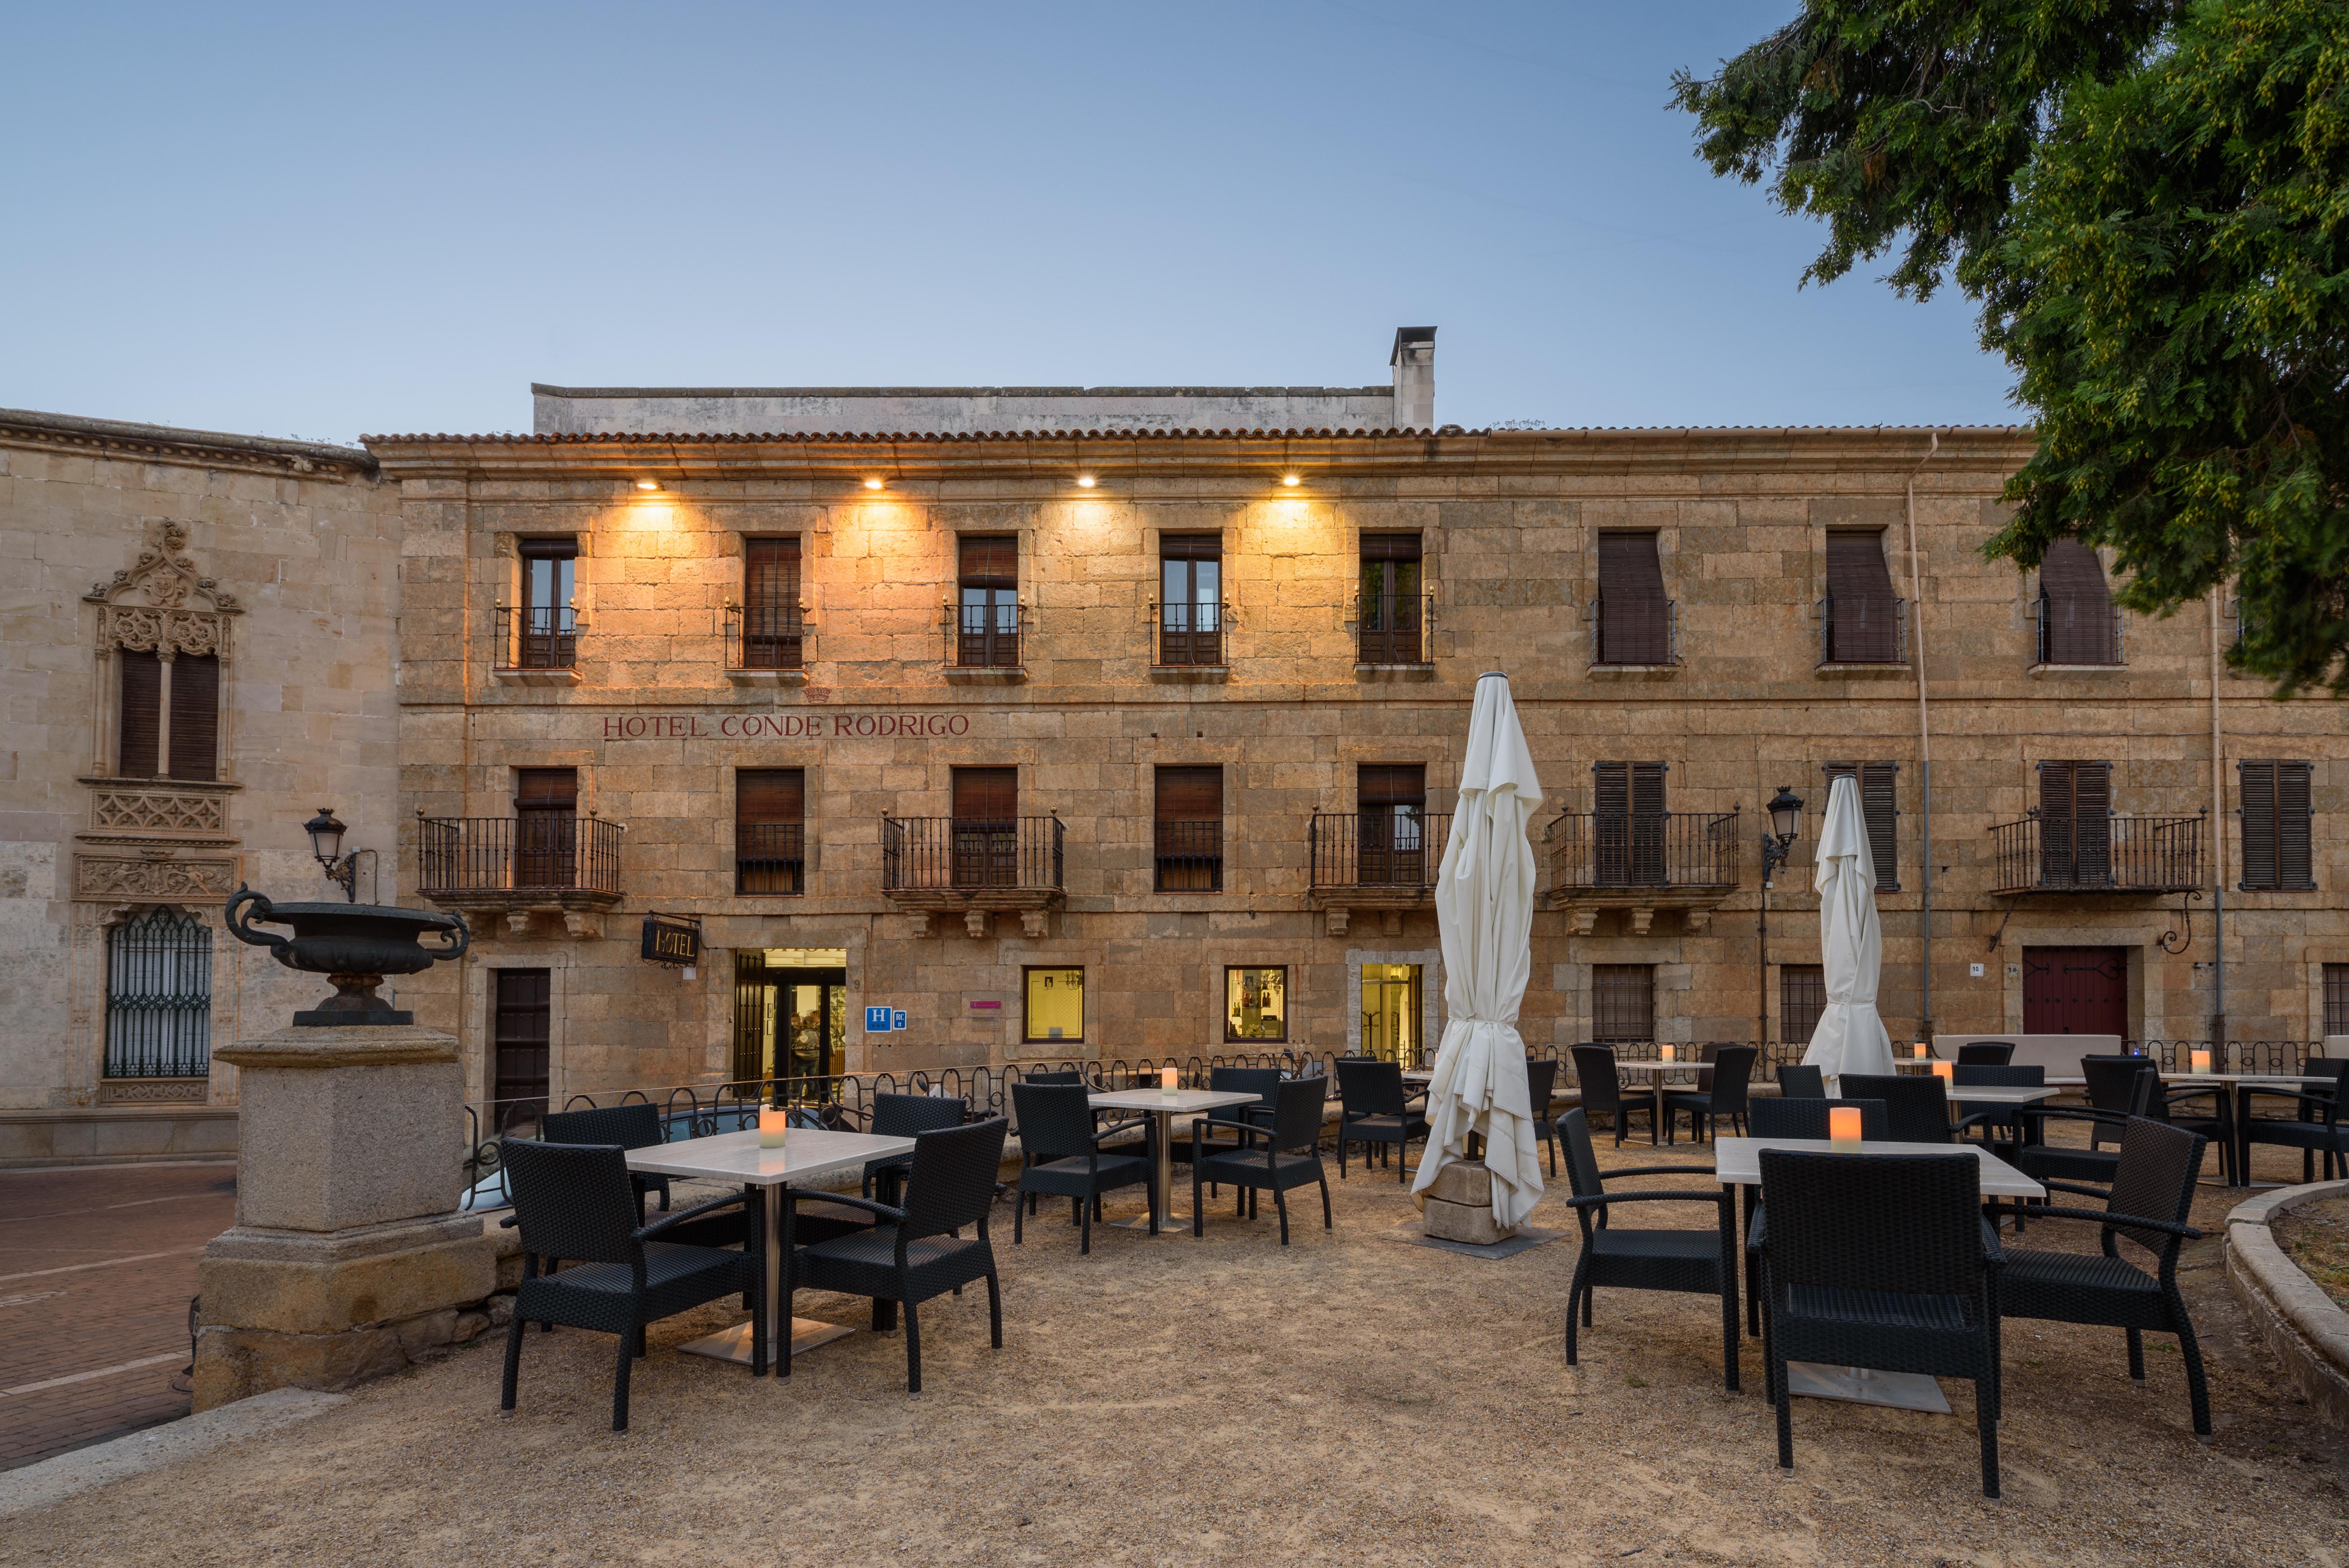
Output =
[
  {"x1": 639, "y1": 912, "x2": 702, "y2": 967},
  {"x1": 602, "y1": 712, "x2": 972, "y2": 741}
]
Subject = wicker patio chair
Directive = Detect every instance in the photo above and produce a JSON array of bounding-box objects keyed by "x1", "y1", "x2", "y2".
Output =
[
  {"x1": 783, "y1": 1117, "x2": 1009, "y2": 1390},
  {"x1": 543, "y1": 1102, "x2": 671, "y2": 1215},
  {"x1": 1956, "y1": 1042, "x2": 2016, "y2": 1066},
  {"x1": 1190, "y1": 1075, "x2": 1332, "y2": 1245},
  {"x1": 863, "y1": 1091, "x2": 971, "y2": 1203},
  {"x1": 1664, "y1": 1045, "x2": 1756, "y2": 1144},
  {"x1": 1010, "y1": 1082, "x2": 1155, "y2": 1252},
  {"x1": 2242, "y1": 1057, "x2": 2349, "y2": 1183},
  {"x1": 1736, "y1": 1096, "x2": 1888, "y2": 1338},
  {"x1": 2127, "y1": 1069, "x2": 2228, "y2": 1183},
  {"x1": 2080, "y1": 1056, "x2": 2154, "y2": 1152},
  {"x1": 1334, "y1": 1057, "x2": 1431, "y2": 1182},
  {"x1": 2000, "y1": 1117, "x2": 2212, "y2": 1435},
  {"x1": 496, "y1": 1137, "x2": 764, "y2": 1432},
  {"x1": 1526, "y1": 1056, "x2": 1562, "y2": 1175},
  {"x1": 1950, "y1": 1063, "x2": 2045, "y2": 1156},
  {"x1": 1195, "y1": 1066, "x2": 1285, "y2": 1189},
  {"x1": 1570, "y1": 1044, "x2": 1658, "y2": 1148},
  {"x1": 1554, "y1": 1108, "x2": 1739, "y2": 1389},
  {"x1": 1775, "y1": 1064, "x2": 1825, "y2": 1099},
  {"x1": 1840, "y1": 1074, "x2": 1953, "y2": 1144},
  {"x1": 1754, "y1": 1148, "x2": 2004, "y2": 1496}
]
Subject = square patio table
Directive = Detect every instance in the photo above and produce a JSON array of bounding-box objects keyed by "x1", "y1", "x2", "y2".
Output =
[
  {"x1": 1614, "y1": 1059, "x2": 1704, "y2": 1144},
  {"x1": 1087, "y1": 1087, "x2": 1261, "y2": 1231},
  {"x1": 1714, "y1": 1136, "x2": 2043, "y2": 1413},
  {"x1": 628, "y1": 1125, "x2": 916, "y2": 1370},
  {"x1": 2154, "y1": 1072, "x2": 2338, "y2": 1187}
]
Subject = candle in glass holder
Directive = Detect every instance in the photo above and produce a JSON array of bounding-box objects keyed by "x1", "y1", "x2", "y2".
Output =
[
  {"x1": 1913, "y1": 1042, "x2": 1929, "y2": 1060},
  {"x1": 1660, "y1": 1044, "x2": 1675, "y2": 1063},
  {"x1": 758, "y1": 1107, "x2": 789, "y2": 1149},
  {"x1": 2190, "y1": 1048, "x2": 2213, "y2": 1074},
  {"x1": 1160, "y1": 1066, "x2": 1179, "y2": 1095},
  {"x1": 1828, "y1": 1105, "x2": 1863, "y2": 1147},
  {"x1": 1931, "y1": 1060, "x2": 1955, "y2": 1086}
]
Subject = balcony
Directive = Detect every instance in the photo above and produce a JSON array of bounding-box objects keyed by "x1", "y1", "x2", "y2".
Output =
[
  {"x1": 881, "y1": 815, "x2": 1065, "y2": 936},
  {"x1": 943, "y1": 605, "x2": 1024, "y2": 678},
  {"x1": 1307, "y1": 810, "x2": 1450, "y2": 935},
  {"x1": 416, "y1": 815, "x2": 623, "y2": 937},
  {"x1": 1154, "y1": 820, "x2": 1222, "y2": 892},
  {"x1": 1355, "y1": 593, "x2": 1432, "y2": 669},
  {"x1": 1818, "y1": 595, "x2": 1906, "y2": 666},
  {"x1": 1590, "y1": 601, "x2": 1678, "y2": 669},
  {"x1": 2035, "y1": 599, "x2": 2124, "y2": 668},
  {"x1": 494, "y1": 606, "x2": 577, "y2": 682},
  {"x1": 1543, "y1": 809, "x2": 1740, "y2": 934},
  {"x1": 727, "y1": 605, "x2": 807, "y2": 682},
  {"x1": 1988, "y1": 812, "x2": 2204, "y2": 895},
  {"x1": 735, "y1": 822, "x2": 805, "y2": 895},
  {"x1": 1155, "y1": 603, "x2": 1227, "y2": 672}
]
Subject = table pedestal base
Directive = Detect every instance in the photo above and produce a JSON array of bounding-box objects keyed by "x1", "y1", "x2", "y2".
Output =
[
  {"x1": 677, "y1": 1317, "x2": 854, "y2": 1366},
  {"x1": 1108, "y1": 1212, "x2": 1176, "y2": 1232},
  {"x1": 1785, "y1": 1362, "x2": 1950, "y2": 1413}
]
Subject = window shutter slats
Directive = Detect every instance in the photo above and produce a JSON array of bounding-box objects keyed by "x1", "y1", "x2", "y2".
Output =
[
  {"x1": 1823, "y1": 761, "x2": 1901, "y2": 890},
  {"x1": 2279, "y1": 760, "x2": 2314, "y2": 888},
  {"x1": 515, "y1": 768, "x2": 578, "y2": 808},
  {"x1": 958, "y1": 536, "x2": 1018, "y2": 588},
  {"x1": 1592, "y1": 761, "x2": 1628, "y2": 817},
  {"x1": 2239, "y1": 760, "x2": 2278, "y2": 890},
  {"x1": 952, "y1": 767, "x2": 1017, "y2": 821},
  {"x1": 736, "y1": 768, "x2": 804, "y2": 825},
  {"x1": 745, "y1": 538, "x2": 800, "y2": 607},
  {"x1": 1597, "y1": 532, "x2": 1669, "y2": 664},
  {"x1": 1358, "y1": 533, "x2": 1422, "y2": 563},
  {"x1": 1160, "y1": 533, "x2": 1221, "y2": 563},
  {"x1": 1824, "y1": 533, "x2": 1899, "y2": 663},
  {"x1": 118, "y1": 651, "x2": 161, "y2": 777},
  {"x1": 1155, "y1": 766, "x2": 1222, "y2": 820},
  {"x1": 2240, "y1": 759, "x2": 2313, "y2": 889},
  {"x1": 1358, "y1": 765, "x2": 1426, "y2": 810},
  {"x1": 165, "y1": 654, "x2": 219, "y2": 781},
  {"x1": 2041, "y1": 540, "x2": 2115, "y2": 664}
]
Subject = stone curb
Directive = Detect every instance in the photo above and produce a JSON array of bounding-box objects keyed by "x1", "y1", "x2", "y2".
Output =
[
  {"x1": 2223, "y1": 1179, "x2": 2349, "y2": 1430},
  {"x1": 0, "y1": 1387, "x2": 350, "y2": 1520}
]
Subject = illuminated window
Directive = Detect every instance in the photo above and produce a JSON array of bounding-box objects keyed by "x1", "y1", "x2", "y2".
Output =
[
  {"x1": 1225, "y1": 966, "x2": 1287, "y2": 1044},
  {"x1": 1024, "y1": 967, "x2": 1084, "y2": 1044}
]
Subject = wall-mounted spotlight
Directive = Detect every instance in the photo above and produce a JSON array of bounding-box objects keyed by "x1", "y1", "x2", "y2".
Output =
[
  {"x1": 863, "y1": 477, "x2": 885, "y2": 491},
  {"x1": 1281, "y1": 473, "x2": 1301, "y2": 487},
  {"x1": 1076, "y1": 474, "x2": 1097, "y2": 489},
  {"x1": 635, "y1": 478, "x2": 661, "y2": 492}
]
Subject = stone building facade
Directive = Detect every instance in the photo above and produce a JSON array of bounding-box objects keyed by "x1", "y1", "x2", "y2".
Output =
[
  {"x1": 365, "y1": 418, "x2": 2345, "y2": 1119},
  {"x1": 0, "y1": 410, "x2": 402, "y2": 1164}
]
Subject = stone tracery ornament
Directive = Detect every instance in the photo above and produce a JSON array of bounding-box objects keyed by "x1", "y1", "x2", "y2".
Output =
[{"x1": 86, "y1": 521, "x2": 240, "y2": 658}]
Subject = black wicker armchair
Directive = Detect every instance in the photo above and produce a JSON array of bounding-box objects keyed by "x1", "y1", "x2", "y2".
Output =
[
  {"x1": 1195, "y1": 1066, "x2": 1284, "y2": 1186},
  {"x1": 1755, "y1": 1148, "x2": 2004, "y2": 1497},
  {"x1": 497, "y1": 1138, "x2": 764, "y2": 1431},
  {"x1": 1570, "y1": 1044, "x2": 1658, "y2": 1148},
  {"x1": 1735, "y1": 1097, "x2": 1889, "y2": 1337},
  {"x1": 863, "y1": 1091, "x2": 970, "y2": 1202},
  {"x1": 1955, "y1": 1042, "x2": 2015, "y2": 1066},
  {"x1": 2242, "y1": 1057, "x2": 2349, "y2": 1184},
  {"x1": 1334, "y1": 1057, "x2": 1430, "y2": 1182},
  {"x1": 783, "y1": 1117, "x2": 1008, "y2": 1391},
  {"x1": 1664, "y1": 1045, "x2": 1756, "y2": 1144},
  {"x1": 543, "y1": 1102, "x2": 672, "y2": 1216},
  {"x1": 1191, "y1": 1075, "x2": 1332, "y2": 1245},
  {"x1": 1839, "y1": 1075, "x2": 1954, "y2": 1144},
  {"x1": 1775, "y1": 1064, "x2": 1825, "y2": 1099},
  {"x1": 2000, "y1": 1117, "x2": 2212, "y2": 1435},
  {"x1": 1010, "y1": 1082, "x2": 1155, "y2": 1252},
  {"x1": 1526, "y1": 1056, "x2": 1563, "y2": 1175},
  {"x1": 1950, "y1": 1064, "x2": 2045, "y2": 1157},
  {"x1": 1554, "y1": 1108, "x2": 1740, "y2": 1391}
]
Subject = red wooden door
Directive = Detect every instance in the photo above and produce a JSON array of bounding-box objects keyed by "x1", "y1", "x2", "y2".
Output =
[{"x1": 2022, "y1": 947, "x2": 2128, "y2": 1036}]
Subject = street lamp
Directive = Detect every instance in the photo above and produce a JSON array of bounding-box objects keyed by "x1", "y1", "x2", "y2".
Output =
[
  {"x1": 305, "y1": 807, "x2": 376, "y2": 903},
  {"x1": 1756, "y1": 785, "x2": 1805, "y2": 1048}
]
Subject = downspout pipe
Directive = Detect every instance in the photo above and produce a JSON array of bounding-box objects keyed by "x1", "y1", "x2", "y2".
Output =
[
  {"x1": 2211, "y1": 592, "x2": 2226, "y2": 1055},
  {"x1": 1906, "y1": 431, "x2": 1942, "y2": 1044}
]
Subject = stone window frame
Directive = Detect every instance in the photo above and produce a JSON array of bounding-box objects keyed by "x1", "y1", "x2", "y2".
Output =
[
  {"x1": 721, "y1": 761, "x2": 823, "y2": 890},
  {"x1": 1140, "y1": 521, "x2": 1235, "y2": 667},
  {"x1": 1343, "y1": 946, "x2": 1442, "y2": 1058},
  {"x1": 1580, "y1": 514, "x2": 1678, "y2": 675},
  {"x1": 84, "y1": 520, "x2": 240, "y2": 786},
  {"x1": 1222, "y1": 963, "x2": 1291, "y2": 1046},
  {"x1": 492, "y1": 528, "x2": 595, "y2": 639}
]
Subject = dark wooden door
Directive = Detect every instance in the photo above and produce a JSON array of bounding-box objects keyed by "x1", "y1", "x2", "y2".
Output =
[
  {"x1": 492, "y1": 968, "x2": 551, "y2": 1128},
  {"x1": 952, "y1": 767, "x2": 1018, "y2": 887},
  {"x1": 513, "y1": 768, "x2": 578, "y2": 888},
  {"x1": 1593, "y1": 761, "x2": 1667, "y2": 886},
  {"x1": 2022, "y1": 946, "x2": 2128, "y2": 1037},
  {"x1": 1357, "y1": 764, "x2": 1426, "y2": 885}
]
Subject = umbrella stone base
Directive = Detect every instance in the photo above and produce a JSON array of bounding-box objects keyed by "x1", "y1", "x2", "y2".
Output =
[{"x1": 1421, "y1": 1160, "x2": 1518, "y2": 1245}]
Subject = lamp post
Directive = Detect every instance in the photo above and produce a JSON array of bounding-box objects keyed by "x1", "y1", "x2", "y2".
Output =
[
  {"x1": 1756, "y1": 785, "x2": 1805, "y2": 1050},
  {"x1": 304, "y1": 806, "x2": 376, "y2": 904}
]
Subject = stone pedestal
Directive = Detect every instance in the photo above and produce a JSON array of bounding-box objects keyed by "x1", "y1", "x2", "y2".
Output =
[
  {"x1": 1421, "y1": 1160, "x2": 1517, "y2": 1245},
  {"x1": 193, "y1": 1025, "x2": 498, "y2": 1410}
]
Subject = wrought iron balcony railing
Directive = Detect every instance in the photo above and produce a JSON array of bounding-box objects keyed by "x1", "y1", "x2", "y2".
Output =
[
  {"x1": 1154, "y1": 819, "x2": 1223, "y2": 891},
  {"x1": 882, "y1": 816, "x2": 1065, "y2": 893},
  {"x1": 1156, "y1": 602, "x2": 1227, "y2": 668},
  {"x1": 417, "y1": 815, "x2": 623, "y2": 896},
  {"x1": 1590, "y1": 600, "x2": 1678, "y2": 666},
  {"x1": 1355, "y1": 593, "x2": 1433, "y2": 666},
  {"x1": 944, "y1": 605, "x2": 1024, "y2": 669},
  {"x1": 728, "y1": 605, "x2": 806, "y2": 671},
  {"x1": 2036, "y1": 598, "x2": 2124, "y2": 665},
  {"x1": 496, "y1": 606, "x2": 577, "y2": 670},
  {"x1": 1308, "y1": 810, "x2": 1452, "y2": 890},
  {"x1": 1988, "y1": 811, "x2": 2204, "y2": 894},
  {"x1": 1818, "y1": 595, "x2": 1907, "y2": 665},
  {"x1": 735, "y1": 822, "x2": 806, "y2": 894},
  {"x1": 1546, "y1": 810, "x2": 1741, "y2": 889}
]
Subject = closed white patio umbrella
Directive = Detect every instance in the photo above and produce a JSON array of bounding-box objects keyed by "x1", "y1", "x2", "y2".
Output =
[
  {"x1": 1411, "y1": 671, "x2": 1545, "y2": 1231},
  {"x1": 1801, "y1": 774, "x2": 1896, "y2": 1090}
]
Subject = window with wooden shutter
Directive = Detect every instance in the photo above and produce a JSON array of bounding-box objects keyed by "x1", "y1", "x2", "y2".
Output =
[
  {"x1": 1780, "y1": 964, "x2": 1827, "y2": 1043},
  {"x1": 2239, "y1": 759, "x2": 2315, "y2": 890},
  {"x1": 513, "y1": 768, "x2": 579, "y2": 890},
  {"x1": 1822, "y1": 761, "x2": 1900, "y2": 889},
  {"x1": 951, "y1": 766, "x2": 1018, "y2": 887},
  {"x1": 492, "y1": 968, "x2": 552, "y2": 1120},
  {"x1": 1823, "y1": 532, "x2": 1900, "y2": 664},
  {"x1": 1358, "y1": 534, "x2": 1423, "y2": 665},
  {"x1": 736, "y1": 768, "x2": 805, "y2": 895},
  {"x1": 1596, "y1": 532, "x2": 1671, "y2": 665},
  {"x1": 2039, "y1": 541, "x2": 2120, "y2": 665},
  {"x1": 1591, "y1": 760, "x2": 1667, "y2": 886},
  {"x1": 957, "y1": 536, "x2": 1019, "y2": 667},
  {"x1": 118, "y1": 650, "x2": 162, "y2": 777},
  {"x1": 1357, "y1": 764, "x2": 1428, "y2": 885},
  {"x1": 1160, "y1": 535, "x2": 1224, "y2": 666},
  {"x1": 741, "y1": 538, "x2": 803, "y2": 670},
  {"x1": 1591, "y1": 964, "x2": 1655, "y2": 1043},
  {"x1": 166, "y1": 654, "x2": 220, "y2": 781},
  {"x1": 2038, "y1": 760, "x2": 2112, "y2": 887},
  {"x1": 1154, "y1": 765, "x2": 1222, "y2": 891}
]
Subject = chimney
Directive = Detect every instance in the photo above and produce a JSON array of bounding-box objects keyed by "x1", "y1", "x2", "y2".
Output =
[{"x1": 1389, "y1": 327, "x2": 1436, "y2": 430}]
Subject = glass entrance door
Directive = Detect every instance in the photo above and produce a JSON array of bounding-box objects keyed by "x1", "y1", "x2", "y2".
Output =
[
  {"x1": 732, "y1": 952, "x2": 847, "y2": 1089},
  {"x1": 1361, "y1": 963, "x2": 1424, "y2": 1067}
]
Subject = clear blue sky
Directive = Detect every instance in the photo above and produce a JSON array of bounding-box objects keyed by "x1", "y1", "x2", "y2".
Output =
[{"x1": 2, "y1": 3, "x2": 2014, "y2": 445}]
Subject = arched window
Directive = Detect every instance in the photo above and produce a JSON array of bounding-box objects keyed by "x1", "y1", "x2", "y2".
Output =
[
  {"x1": 85, "y1": 521, "x2": 237, "y2": 782},
  {"x1": 104, "y1": 909, "x2": 213, "y2": 1079}
]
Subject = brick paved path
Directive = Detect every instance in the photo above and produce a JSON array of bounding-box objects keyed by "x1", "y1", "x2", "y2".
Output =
[{"x1": 0, "y1": 1162, "x2": 236, "y2": 1470}]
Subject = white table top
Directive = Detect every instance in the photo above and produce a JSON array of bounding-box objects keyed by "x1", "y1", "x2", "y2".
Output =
[
  {"x1": 1401, "y1": 1070, "x2": 1434, "y2": 1083},
  {"x1": 1714, "y1": 1136, "x2": 2044, "y2": 1198},
  {"x1": 2165, "y1": 1071, "x2": 2337, "y2": 1084},
  {"x1": 1942, "y1": 1084, "x2": 2063, "y2": 1105},
  {"x1": 625, "y1": 1127, "x2": 916, "y2": 1188},
  {"x1": 1087, "y1": 1088, "x2": 1263, "y2": 1114},
  {"x1": 1616, "y1": 1059, "x2": 1702, "y2": 1074}
]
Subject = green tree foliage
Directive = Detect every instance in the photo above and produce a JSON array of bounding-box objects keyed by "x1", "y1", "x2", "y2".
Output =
[{"x1": 1676, "y1": 1, "x2": 2349, "y2": 691}]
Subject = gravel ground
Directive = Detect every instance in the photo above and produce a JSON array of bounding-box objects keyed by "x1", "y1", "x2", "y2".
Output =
[
  {"x1": 6, "y1": 1130, "x2": 2345, "y2": 1568},
  {"x1": 2273, "y1": 1196, "x2": 2349, "y2": 1313}
]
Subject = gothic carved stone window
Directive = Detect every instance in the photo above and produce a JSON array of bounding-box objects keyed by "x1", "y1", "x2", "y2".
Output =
[{"x1": 85, "y1": 521, "x2": 239, "y2": 784}]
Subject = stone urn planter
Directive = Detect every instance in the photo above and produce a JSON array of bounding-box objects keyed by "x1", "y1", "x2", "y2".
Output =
[{"x1": 225, "y1": 886, "x2": 467, "y2": 1025}]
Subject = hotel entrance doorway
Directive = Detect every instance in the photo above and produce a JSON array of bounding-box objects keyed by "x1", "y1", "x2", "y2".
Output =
[{"x1": 733, "y1": 948, "x2": 848, "y2": 1087}]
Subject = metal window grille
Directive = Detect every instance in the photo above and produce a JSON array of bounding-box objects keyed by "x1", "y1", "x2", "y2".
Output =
[
  {"x1": 104, "y1": 910, "x2": 212, "y2": 1078},
  {"x1": 1591, "y1": 964, "x2": 1655, "y2": 1044},
  {"x1": 1780, "y1": 964, "x2": 1827, "y2": 1042},
  {"x1": 2326, "y1": 964, "x2": 2349, "y2": 1037}
]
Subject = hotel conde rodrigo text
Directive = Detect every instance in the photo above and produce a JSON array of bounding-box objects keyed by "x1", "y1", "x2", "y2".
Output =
[{"x1": 5, "y1": 328, "x2": 2343, "y2": 1154}]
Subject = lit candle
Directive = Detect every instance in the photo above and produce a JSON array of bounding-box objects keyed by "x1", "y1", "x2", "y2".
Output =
[
  {"x1": 1161, "y1": 1066, "x2": 1179, "y2": 1095},
  {"x1": 2190, "y1": 1048, "x2": 2212, "y2": 1074},
  {"x1": 1931, "y1": 1060, "x2": 1954, "y2": 1086},
  {"x1": 1660, "y1": 1044, "x2": 1675, "y2": 1063},
  {"x1": 1828, "y1": 1105, "x2": 1863, "y2": 1147},
  {"x1": 758, "y1": 1107, "x2": 788, "y2": 1149},
  {"x1": 1913, "y1": 1042, "x2": 1929, "y2": 1060}
]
